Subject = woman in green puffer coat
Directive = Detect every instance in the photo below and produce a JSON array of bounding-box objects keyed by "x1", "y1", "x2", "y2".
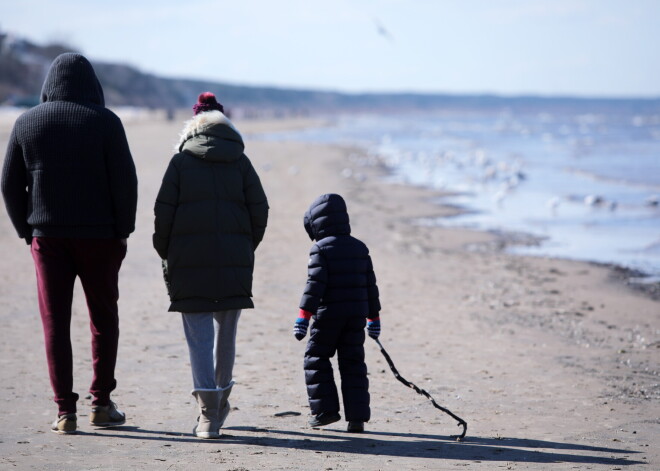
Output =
[{"x1": 153, "y1": 92, "x2": 268, "y2": 438}]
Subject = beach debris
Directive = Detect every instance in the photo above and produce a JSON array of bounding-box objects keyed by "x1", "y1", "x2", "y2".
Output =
[
  {"x1": 341, "y1": 168, "x2": 353, "y2": 178},
  {"x1": 273, "y1": 411, "x2": 301, "y2": 417},
  {"x1": 288, "y1": 165, "x2": 300, "y2": 176},
  {"x1": 373, "y1": 338, "x2": 467, "y2": 441},
  {"x1": 645, "y1": 195, "x2": 659, "y2": 207}
]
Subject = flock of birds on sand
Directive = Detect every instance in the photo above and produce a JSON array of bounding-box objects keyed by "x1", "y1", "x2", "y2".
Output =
[{"x1": 354, "y1": 141, "x2": 660, "y2": 217}]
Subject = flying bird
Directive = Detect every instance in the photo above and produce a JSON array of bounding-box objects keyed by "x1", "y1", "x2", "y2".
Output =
[{"x1": 374, "y1": 18, "x2": 394, "y2": 42}]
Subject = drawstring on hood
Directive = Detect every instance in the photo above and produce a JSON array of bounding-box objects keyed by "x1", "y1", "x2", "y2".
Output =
[
  {"x1": 304, "y1": 194, "x2": 351, "y2": 241},
  {"x1": 40, "y1": 53, "x2": 105, "y2": 106}
]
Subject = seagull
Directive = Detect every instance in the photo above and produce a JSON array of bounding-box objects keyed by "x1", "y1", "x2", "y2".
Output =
[
  {"x1": 493, "y1": 188, "x2": 507, "y2": 207},
  {"x1": 483, "y1": 165, "x2": 497, "y2": 181},
  {"x1": 584, "y1": 195, "x2": 604, "y2": 206},
  {"x1": 374, "y1": 18, "x2": 394, "y2": 42},
  {"x1": 547, "y1": 196, "x2": 561, "y2": 215}
]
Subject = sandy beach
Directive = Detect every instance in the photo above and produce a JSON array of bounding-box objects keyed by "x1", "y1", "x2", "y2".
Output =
[{"x1": 0, "y1": 114, "x2": 658, "y2": 470}]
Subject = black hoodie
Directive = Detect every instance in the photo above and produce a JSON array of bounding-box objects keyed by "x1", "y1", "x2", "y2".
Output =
[
  {"x1": 299, "y1": 194, "x2": 380, "y2": 319},
  {"x1": 1, "y1": 53, "x2": 138, "y2": 241}
]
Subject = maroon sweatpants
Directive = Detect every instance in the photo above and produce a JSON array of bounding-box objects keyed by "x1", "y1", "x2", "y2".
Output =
[{"x1": 31, "y1": 237, "x2": 127, "y2": 415}]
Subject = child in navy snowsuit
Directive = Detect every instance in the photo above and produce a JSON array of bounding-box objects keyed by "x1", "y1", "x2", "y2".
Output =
[{"x1": 293, "y1": 193, "x2": 381, "y2": 433}]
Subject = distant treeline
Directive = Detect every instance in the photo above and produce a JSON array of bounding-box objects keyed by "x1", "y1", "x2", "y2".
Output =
[{"x1": 2, "y1": 31, "x2": 659, "y2": 114}]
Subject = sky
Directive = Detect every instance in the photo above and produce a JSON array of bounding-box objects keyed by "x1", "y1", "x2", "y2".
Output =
[{"x1": 2, "y1": 0, "x2": 659, "y2": 98}]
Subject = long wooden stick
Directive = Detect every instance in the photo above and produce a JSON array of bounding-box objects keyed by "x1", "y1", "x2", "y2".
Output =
[{"x1": 374, "y1": 338, "x2": 467, "y2": 441}]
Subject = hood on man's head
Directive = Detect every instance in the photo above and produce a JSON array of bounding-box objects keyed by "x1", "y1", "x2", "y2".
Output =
[
  {"x1": 304, "y1": 193, "x2": 351, "y2": 241},
  {"x1": 40, "y1": 53, "x2": 104, "y2": 106}
]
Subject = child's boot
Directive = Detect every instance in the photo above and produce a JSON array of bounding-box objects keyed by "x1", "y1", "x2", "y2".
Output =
[
  {"x1": 309, "y1": 412, "x2": 341, "y2": 428},
  {"x1": 217, "y1": 381, "x2": 234, "y2": 428},
  {"x1": 192, "y1": 390, "x2": 222, "y2": 439},
  {"x1": 347, "y1": 421, "x2": 364, "y2": 433}
]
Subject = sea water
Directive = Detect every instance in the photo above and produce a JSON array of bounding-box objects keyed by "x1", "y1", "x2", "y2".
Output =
[{"x1": 255, "y1": 102, "x2": 660, "y2": 279}]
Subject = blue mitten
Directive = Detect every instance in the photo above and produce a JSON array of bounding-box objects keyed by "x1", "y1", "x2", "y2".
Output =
[
  {"x1": 367, "y1": 318, "x2": 381, "y2": 340},
  {"x1": 293, "y1": 317, "x2": 310, "y2": 341}
]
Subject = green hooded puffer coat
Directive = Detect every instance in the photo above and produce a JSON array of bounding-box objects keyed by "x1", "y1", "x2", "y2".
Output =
[{"x1": 153, "y1": 111, "x2": 268, "y2": 312}]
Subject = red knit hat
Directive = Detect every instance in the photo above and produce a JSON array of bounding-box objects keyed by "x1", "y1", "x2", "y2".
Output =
[{"x1": 193, "y1": 92, "x2": 224, "y2": 115}]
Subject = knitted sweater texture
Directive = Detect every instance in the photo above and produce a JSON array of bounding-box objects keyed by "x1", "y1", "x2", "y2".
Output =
[{"x1": 1, "y1": 53, "x2": 138, "y2": 241}]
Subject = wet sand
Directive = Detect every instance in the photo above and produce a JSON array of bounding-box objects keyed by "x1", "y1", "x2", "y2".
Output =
[{"x1": 0, "y1": 114, "x2": 658, "y2": 470}]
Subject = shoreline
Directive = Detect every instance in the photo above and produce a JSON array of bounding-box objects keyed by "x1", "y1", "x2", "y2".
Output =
[
  {"x1": 318, "y1": 133, "x2": 660, "y2": 398},
  {"x1": 342, "y1": 138, "x2": 660, "y2": 301},
  {"x1": 251, "y1": 117, "x2": 660, "y2": 298},
  {"x1": 250, "y1": 110, "x2": 660, "y2": 282}
]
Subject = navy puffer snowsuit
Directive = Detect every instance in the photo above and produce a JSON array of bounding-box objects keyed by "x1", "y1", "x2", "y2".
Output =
[{"x1": 300, "y1": 194, "x2": 380, "y2": 422}]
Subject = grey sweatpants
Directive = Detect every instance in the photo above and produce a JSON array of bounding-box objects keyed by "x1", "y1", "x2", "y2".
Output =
[{"x1": 181, "y1": 310, "x2": 241, "y2": 391}]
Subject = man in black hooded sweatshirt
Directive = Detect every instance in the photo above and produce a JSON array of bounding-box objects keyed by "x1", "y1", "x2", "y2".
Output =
[{"x1": 1, "y1": 53, "x2": 138, "y2": 434}]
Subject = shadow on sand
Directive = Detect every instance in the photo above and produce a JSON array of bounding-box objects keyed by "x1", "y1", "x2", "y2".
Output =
[{"x1": 79, "y1": 425, "x2": 643, "y2": 466}]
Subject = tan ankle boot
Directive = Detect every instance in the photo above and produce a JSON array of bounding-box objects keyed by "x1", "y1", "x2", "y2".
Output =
[
  {"x1": 217, "y1": 381, "x2": 235, "y2": 428},
  {"x1": 192, "y1": 390, "x2": 222, "y2": 439}
]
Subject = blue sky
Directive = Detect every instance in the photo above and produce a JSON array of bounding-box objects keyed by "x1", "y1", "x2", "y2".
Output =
[{"x1": 2, "y1": 0, "x2": 659, "y2": 97}]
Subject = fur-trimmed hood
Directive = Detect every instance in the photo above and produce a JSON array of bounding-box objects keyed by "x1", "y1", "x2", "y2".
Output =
[{"x1": 177, "y1": 110, "x2": 244, "y2": 163}]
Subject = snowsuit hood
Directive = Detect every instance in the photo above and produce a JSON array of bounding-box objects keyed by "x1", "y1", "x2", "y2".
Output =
[
  {"x1": 304, "y1": 193, "x2": 351, "y2": 241},
  {"x1": 178, "y1": 110, "x2": 244, "y2": 163},
  {"x1": 40, "y1": 53, "x2": 105, "y2": 106}
]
